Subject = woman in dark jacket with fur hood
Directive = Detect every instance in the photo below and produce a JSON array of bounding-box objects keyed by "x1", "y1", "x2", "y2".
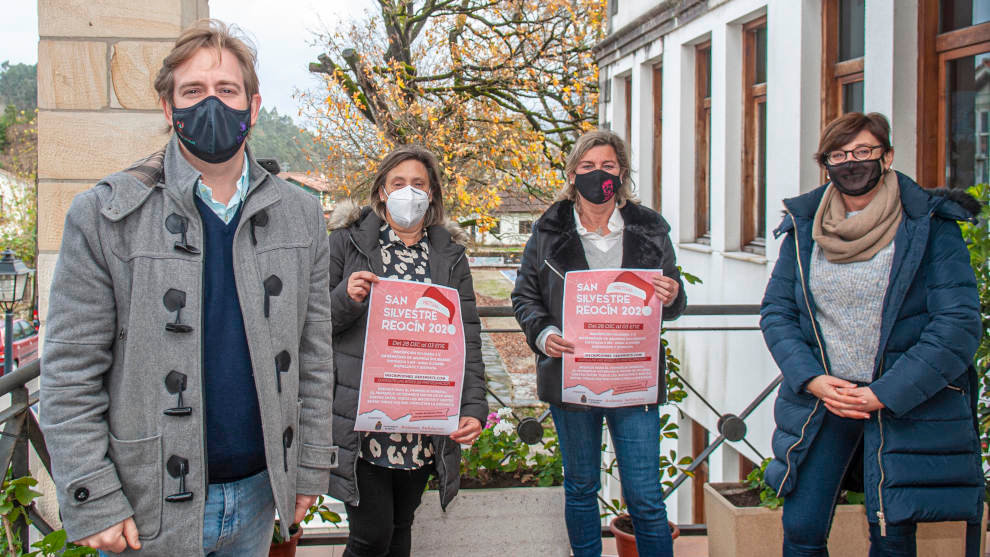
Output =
[
  {"x1": 761, "y1": 112, "x2": 983, "y2": 557},
  {"x1": 512, "y1": 130, "x2": 687, "y2": 557},
  {"x1": 325, "y1": 146, "x2": 488, "y2": 557}
]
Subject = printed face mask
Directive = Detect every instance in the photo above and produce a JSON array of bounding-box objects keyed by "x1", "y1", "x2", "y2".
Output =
[
  {"x1": 385, "y1": 185, "x2": 430, "y2": 228},
  {"x1": 574, "y1": 169, "x2": 620, "y2": 204},
  {"x1": 825, "y1": 158, "x2": 885, "y2": 197},
  {"x1": 171, "y1": 96, "x2": 252, "y2": 164}
]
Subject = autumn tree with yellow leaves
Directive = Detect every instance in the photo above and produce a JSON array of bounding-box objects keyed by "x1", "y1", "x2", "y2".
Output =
[{"x1": 304, "y1": 0, "x2": 607, "y2": 226}]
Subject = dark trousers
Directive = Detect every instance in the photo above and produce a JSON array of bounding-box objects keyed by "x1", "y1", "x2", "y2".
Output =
[
  {"x1": 782, "y1": 411, "x2": 982, "y2": 557},
  {"x1": 343, "y1": 458, "x2": 432, "y2": 557}
]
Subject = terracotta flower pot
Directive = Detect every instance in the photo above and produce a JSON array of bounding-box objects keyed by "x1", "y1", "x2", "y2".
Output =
[
  {"x1": 269, "y1": 524, "x2": 303, "y2": 557},
  {"x1": 609, "y1": 514, "x2": 680, "y2": 557}
]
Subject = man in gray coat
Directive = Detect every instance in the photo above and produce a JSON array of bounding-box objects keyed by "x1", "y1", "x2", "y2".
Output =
[{"x1": 40, "y1": 19, "x2": 336, "y2": 556}]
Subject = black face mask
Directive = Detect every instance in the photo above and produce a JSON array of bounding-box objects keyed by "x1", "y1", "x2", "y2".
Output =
[
  {"x1": 574, "y1": 169, "x2": 620, "y2": 204},
  {"x1": 825, "y1": 158, "x2": 885, "y2": 197},
  {"x1": 171, "y1": 96, "x2": 252, "y2": 164}
]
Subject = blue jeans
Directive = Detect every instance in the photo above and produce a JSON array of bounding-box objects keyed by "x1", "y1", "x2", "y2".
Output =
[
  {"x1": 551, "y1": 404, "x2": 673, "y2": 557},
  {"x1": 202, "y1": 469, "x2": 276, "y2": 557},
  {"x1": 781, "y1": 412, "x2": 981, "y2": 557},
  {"x1": 99, "y1": 469, "x2": 274, "y2": 557}
]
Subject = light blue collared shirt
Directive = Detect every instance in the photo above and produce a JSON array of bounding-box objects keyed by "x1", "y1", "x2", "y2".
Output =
[{"x1": 194, "y1": 154, "x2": 249, "y2": 224}]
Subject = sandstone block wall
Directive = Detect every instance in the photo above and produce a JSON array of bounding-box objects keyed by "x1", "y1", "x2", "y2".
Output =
[{"x1": 36, "y1": 0, "x2": 208, "y2": 329}]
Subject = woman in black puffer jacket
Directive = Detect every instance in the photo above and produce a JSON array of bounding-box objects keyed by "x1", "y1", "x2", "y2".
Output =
[{"x1": 326, "y1": 146, "x2": 488, "y2": 557}]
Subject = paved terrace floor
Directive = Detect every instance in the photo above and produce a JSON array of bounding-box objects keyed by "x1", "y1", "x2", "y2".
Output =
[
  {"x1": 296, "y1": 535, "x2": 710, "y2": 556},
  {"x1": 298, "y1": 532, "x2": 990, "y2": 556}
]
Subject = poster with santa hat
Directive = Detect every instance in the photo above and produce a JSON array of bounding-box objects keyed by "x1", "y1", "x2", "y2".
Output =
[
  {"x1": 355, "y1": 278, "x2": 465, "y2": 434},
  {"x1": 562, "y1": 269, "x2": 663, "y2": 407}
]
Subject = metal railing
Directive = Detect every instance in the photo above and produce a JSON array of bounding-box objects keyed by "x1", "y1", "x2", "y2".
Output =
[
  {"x1": 476, "y1": 303, "x2": 783, "y2": 537},
  {"x1": 0, "y1": 358, "x2": 56, "y2": 545},
  {"x1": 0, "y1": 303, "x2": 780, "y2": 546}
]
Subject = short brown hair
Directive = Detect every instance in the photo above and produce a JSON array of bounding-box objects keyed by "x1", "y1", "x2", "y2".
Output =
[
  {"x1": 815, "y1": 112, "x2": 892, "y2": 166},
  {"x1": 154, "y1": 19, "x2": 259, "y2": 107},
  {"x1": 557, "y1": 129, "x2": 638, "y2": 207},
  {"x1": 370, "y1": 146, "x2": 446, "y2": 229}
]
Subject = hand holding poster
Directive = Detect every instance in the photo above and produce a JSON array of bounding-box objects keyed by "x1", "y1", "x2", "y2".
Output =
[
  {"x1": 562, "y1": 269, "x2": 663, "y2": 407},
  {"x1": 356, "y1": 279, "x2": 465, "y2": 434}
]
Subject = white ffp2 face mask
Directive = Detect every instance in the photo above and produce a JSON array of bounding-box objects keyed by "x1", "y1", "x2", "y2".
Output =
[{"x1": 384, "y1": 185, "x2": 430, "y2": 229}]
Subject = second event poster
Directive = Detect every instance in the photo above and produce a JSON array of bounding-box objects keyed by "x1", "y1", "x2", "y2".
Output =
[{"x1": 562, "y1": 268, "x2": 663, "y2": 407}]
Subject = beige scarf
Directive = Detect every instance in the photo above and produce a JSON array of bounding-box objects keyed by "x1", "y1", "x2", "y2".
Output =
[{"x1": 812, "y1": 170, "x2": 902, "y2": 263}]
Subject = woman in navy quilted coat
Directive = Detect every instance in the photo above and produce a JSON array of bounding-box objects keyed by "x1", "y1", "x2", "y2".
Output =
[{"x1": 760, "y1": 112, "x2": 983, "y2": 557}]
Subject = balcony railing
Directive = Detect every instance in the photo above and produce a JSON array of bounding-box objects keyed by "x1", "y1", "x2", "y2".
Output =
[{"x1": 0, "y1": 304, "x2": 779, "y2": 547}]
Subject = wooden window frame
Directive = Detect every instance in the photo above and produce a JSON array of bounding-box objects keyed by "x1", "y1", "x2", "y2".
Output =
[
  {"x1": 691, "y1": 420, "x2": 710, "y2": 524},
  {"x1": 695, "y1": 42, "x2": 712, "y2": 242},
  {"x1": 652, "y1": 63, "x2": 663, "y2": 213},
  {"x1": 918, "y1": 0, "x2": 990, "y2": 188},
  {"x1": 742, "y1": 17, "x2": 768, "y2": 253},
  {"x1": 936, "y1": 40, "x2": 990, "y2": 189},
  {"x1": 821, "y1": 0, "x2": 865, "y2": 128}
]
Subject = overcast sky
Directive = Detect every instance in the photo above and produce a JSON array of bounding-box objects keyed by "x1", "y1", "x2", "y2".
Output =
[{"x1": 0, "y1": 0, "x2": 372, "y2": 123}]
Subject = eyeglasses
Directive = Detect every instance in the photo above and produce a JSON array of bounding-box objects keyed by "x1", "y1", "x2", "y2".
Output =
[{"x1": 823, "y1": 145, "x2": 884, "y2": 165}]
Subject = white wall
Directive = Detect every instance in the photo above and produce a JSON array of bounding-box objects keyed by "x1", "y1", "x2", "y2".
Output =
[
  {"x1": 599, "y1": 0, "x2": 925, "y2": 525},
  {"x1": 864, "y1": 0, "x2": 919, "y2": 179},
  {"x1": 608, "y1": 0, "x2": 664, "y2": 32}
]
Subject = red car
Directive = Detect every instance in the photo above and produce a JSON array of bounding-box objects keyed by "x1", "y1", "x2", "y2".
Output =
[{"x1": 0, "y1": 319, "x2": 39, "y2": 372}]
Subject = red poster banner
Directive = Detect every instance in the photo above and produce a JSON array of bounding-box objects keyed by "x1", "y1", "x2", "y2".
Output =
[
  {"x1": 355, "y1": 279, "x2": 465, "y2": 434},
  {"x1": 562, "y1": 269, "x2": 663, "y2": 407}
]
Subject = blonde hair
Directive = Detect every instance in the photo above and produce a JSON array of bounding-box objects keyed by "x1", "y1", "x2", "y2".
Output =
[
  {"x1": 556, "y1": 129, "x2": 637, "y2": 207},
  {"x1": 369, "y1": 146, "x2": 446, "y2": 229},
  {"x1": 154, "y1": 19, "x2": 259, "y2": 107}
]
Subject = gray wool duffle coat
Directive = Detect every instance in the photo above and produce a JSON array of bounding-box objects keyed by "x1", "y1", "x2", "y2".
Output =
[{"x1": 40, "y1": 135, "x2": 338, "y2": 556}]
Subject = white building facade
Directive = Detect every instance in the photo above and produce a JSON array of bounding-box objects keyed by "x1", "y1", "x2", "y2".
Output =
[{"x1": 596, "y1": 0, "x2": 989, "y2": 524}]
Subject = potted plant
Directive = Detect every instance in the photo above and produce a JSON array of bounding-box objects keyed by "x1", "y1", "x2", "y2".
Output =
[
  {"x1": 598, "y1": 410, "x2": 688, "y2": 557},
  {"x1": 596, "y1": 331, "x2": 695, "y2": 557},
  {"x1": 411, "y1": 406, "x2": 571, "y2": 556},
  {"x1": 269, "y1": 494, "x2": 341, "y2": 557},
  {"x1": 704, "y1": 458, "x2": 986, "y2": 557}
]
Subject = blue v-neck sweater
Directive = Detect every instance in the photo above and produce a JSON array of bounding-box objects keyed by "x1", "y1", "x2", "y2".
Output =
[{"x1": 195, "y1": 196, "x2": 267, "y2": 482}]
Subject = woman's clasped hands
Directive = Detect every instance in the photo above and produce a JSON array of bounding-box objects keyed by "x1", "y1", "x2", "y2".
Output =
[{"x1": 805, "y1": 375, "x2": 885, "y2": 419}]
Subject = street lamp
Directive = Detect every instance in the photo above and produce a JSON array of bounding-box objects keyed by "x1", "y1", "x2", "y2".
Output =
[{"x1": 0, "y1": 250, "x2": 34, "y2": 376}]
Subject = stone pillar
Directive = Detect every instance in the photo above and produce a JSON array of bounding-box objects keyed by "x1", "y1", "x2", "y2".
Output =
[
  {"x1": 32, "y1": 0, "x2": 208, "y2": 532},
  {"x1": 36, "y1": 0, "x2": 208, "y2": 333}
]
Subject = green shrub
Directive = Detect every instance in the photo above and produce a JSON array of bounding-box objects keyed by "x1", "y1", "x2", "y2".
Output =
[{"x1": 960, "y1": 184, "x2": 990, "y2": 496}]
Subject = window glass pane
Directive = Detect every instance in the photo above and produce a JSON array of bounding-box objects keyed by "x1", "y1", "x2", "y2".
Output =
[
  {"x1": 757, "y1": 101, "x2": 767, "y2": 240},
  {"x1": 838, "y1": 0, "x2": 865, "y2": 61},
  {"x1": 945, "y1": 51, "x2": 990, "y2": 188},
  {"x1": 940, "y1": 0, "x2": 990, "y2": 33},
  {"x1": 754, "y1": 26, "x2": 768, "y2": 85},
  {"x1": 842, "y1": 80, "x2": 864, "y2": 114}
]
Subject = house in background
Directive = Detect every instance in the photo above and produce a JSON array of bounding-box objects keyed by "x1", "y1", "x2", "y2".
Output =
[
  {"x1": 596, "y1": 0, "x2": 989, "y2": 525},
  {"x1": 279, "y1": 171, "x2": 334, "y2": 212},
  {"x1": 470, "y1": 190, "x2": 549, "y2": 247}
]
